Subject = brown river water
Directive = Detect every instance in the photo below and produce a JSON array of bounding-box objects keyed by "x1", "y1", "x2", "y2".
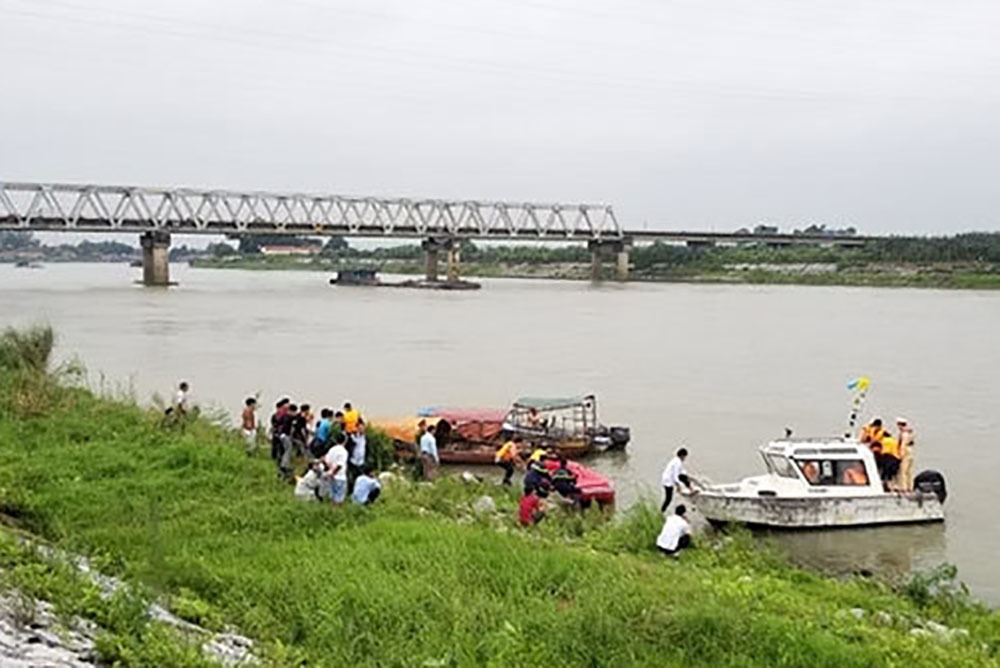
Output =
[{"x1": 2, "y1": 262, "x2": 997, "y2": 604}]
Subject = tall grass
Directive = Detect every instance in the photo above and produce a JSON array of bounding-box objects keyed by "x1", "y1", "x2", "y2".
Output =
[
  {"x1": 0, "y1": 328, "x2": 997, "y2": 666},
  {"x1": 0, "y1": 325, "x2": 53, "y2": 374}
]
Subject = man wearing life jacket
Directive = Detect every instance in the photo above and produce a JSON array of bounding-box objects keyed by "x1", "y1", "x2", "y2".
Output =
[
  {"x1": 550, "y1": 456, "x2": 582, "y2": 504},
  {"x1": 877, "y1": 432, "x2": 901, "y2": 491},
  {"x1": 860, "y1": 418, "x2": 886, "y2": 446},
  {"x1": 523, "y1": 446, "x2": 551, "y2": 495}
]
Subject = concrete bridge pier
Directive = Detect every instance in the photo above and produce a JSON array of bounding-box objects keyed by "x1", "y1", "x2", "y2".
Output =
[
  {"x1": 447, "y1": 244, "x2": 461, "y2": 283},
  {"x1": 422, "y1": 237, "x2": 456, "y2": 282},
  {"x1": 615, "y1": 242, "x2": 631, "y2": 282},
  {"x1": 588, "y1": 238, "x2": 632, "y2": 282},
  {"x1": 139, "y1": 231, "x2": 171, "y2": 286}
]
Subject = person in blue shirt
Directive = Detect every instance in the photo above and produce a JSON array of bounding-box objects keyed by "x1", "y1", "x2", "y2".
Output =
[
  {"x1": 419, "y1": 423, "x2": 439, "y2": 481},
  {"x1": 352, "y1": 465, "x2": 382, "y2": 505},
  {"x1": 310, "y1": 408, "x2": 334, "y2": 457}
]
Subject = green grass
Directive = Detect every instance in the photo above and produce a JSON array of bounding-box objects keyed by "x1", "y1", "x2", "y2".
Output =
[
  {"x1": 0, "y1": 328, "x2": 998, "y2": 666},
  {"x1": 0, "y1": 531, "x2": 217, "y2": 666}
]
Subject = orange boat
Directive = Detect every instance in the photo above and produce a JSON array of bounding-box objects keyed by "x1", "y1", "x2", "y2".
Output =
[
  {"x1": 374, "y1": 409, "x2": 509, "y2": 464},
  {"x1": 374, "y1": 395, "x2": 630, "y2": 465}
]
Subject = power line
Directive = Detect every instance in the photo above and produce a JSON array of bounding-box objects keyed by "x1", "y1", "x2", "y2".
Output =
[{"x1": 0, "y1": 0, "x2": 941, "y2": 102}]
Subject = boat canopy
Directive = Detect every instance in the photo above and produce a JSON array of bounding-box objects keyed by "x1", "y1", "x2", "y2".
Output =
[
  {"x1": 417, "y1": 406, "x2": 507, "y2": 422},
  {"x1": 418, "y1": 407, "x2": 507, "y2": 423},
  {"x1": 513, "y1": 395, "x2": 593, "y2": 411}
]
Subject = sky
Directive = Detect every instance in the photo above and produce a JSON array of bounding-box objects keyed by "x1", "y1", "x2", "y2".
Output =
[{"x1": 2, "y1": 0, "x2": 999, "y2": 240}]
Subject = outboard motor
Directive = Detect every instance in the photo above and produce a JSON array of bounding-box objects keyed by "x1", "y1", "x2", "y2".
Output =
[
  {"x1": 608, "y1": 426, "x2": 631, "y2": 449},
  {"x1": 914, "y1": 470, "x2": 947, "y2": 503}
]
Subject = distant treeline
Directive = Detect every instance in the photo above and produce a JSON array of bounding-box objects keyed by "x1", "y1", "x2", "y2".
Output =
[{"x1": 228, "y1": 232, "x2": 1000, "y2": 268}]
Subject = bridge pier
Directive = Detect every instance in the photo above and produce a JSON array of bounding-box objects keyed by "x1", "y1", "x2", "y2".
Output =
[
  {"x1": 588, "y1": 238, "x2": 631, "y2": 282},
  {"x1": 139, "y1": 231, "x2": 171, "y2": 286},
  {"x1": 422, "y1": 237, "x2": 457, "y2": 282},
  {"x1": 447, "y1": 244, "x2": 460, "y2": 283}
]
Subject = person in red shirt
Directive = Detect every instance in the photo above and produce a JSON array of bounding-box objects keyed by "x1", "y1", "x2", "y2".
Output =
[{"x1": 519, "y1": 487, "x2": 548, "y2": 526}]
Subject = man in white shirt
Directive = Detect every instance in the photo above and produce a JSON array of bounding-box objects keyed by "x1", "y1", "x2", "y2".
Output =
[
  {"x1": 294, "y1": 460, "x2": 327, "y2": 501},
  {"x1": 324, "y1": 437, "x2": 349, "y2": 504},
  {"x1": 174, "y1": 381, "x2": 190, "y2": 416},
  {"x1": 348, "y1": 421, "x2": 367, "y2": 490},
  {"x1": 660, "y1": 447, "x2": 693, "y2": 512},
  {"x1": 656, "y1": 504, "x2": 692, "y2": 556}
]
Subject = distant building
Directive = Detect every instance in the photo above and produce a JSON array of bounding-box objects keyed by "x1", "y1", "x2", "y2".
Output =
[
  {"x1": 753, "y1": 225, "x2": 779, "y2": 235},
  {"x1": 259, "y1": 245, "x2": 322, "y2": 256}
]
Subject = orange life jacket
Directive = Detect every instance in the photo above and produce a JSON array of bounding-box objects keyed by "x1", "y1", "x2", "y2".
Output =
[{"x1": 843, "y1": 467, "x2": 868, "y2": 485}]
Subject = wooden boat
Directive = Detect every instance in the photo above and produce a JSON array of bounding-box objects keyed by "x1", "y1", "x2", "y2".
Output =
[
  {"x1": 375, "y1": 409, "x2": 508, "y2": 464},
  {"x1": 681, "y1": 438, "x2": 946, "y2": 529},
  {"x1": 374, "y1": 395, "x2": 630, "y2": 465}
]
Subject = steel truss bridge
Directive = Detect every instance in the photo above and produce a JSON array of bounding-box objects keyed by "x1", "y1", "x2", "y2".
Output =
[
  {"x1": 0, "y1": 181, "x2": 623, "y2": 240},
  {"x1": 0, "y1": 181, "x2": 871, "y2": 251}
]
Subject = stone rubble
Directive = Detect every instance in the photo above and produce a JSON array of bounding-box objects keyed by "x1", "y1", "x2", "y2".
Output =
[
  {"x1": 10, "y1": 538, "x2": 258, "y2": 666},
  {"x1": 0, "y1": 593, "x2": 97, "y2": 667}
]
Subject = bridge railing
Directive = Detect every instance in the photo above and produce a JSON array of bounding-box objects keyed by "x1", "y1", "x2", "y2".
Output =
[{"x1": 0, "y1": 182, "x2": 622, "y2": 239}]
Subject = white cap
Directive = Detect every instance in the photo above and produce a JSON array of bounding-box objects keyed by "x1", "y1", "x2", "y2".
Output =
[{"x1": 895, "y1": 416, "x2": 909, "y2": 425}]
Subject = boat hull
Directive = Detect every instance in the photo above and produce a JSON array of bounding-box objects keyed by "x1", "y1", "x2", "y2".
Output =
[
  {"x1": 394, "y1": 440, "x2": 594, "y2": 465},
  {"x1": 681, "y1": 491, "x2": 944, "y2": 529}
]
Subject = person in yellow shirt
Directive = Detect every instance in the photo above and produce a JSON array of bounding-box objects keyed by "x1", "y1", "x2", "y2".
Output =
[
  {"x1": 342, "y1": 402, "x2": 361, "y2": 434},
  {"x1": 878, "y1": 433, "x2": 901, "y2": 491},
  {"x1": 495, "y1": 436, "x2": 523, "y2": 486}
]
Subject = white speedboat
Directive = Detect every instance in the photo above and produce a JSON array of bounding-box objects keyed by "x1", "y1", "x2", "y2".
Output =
[{"x1": 680, "y1": 438, "x2": 945, "y2": 529}]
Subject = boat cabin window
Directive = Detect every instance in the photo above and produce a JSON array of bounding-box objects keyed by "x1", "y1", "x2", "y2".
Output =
[
  {"x1": 765, "y1": 454, "x2": 799, "y2": 479},
  {"x1": 794, "y1": 459, "x2": 869, "y2": 486}
]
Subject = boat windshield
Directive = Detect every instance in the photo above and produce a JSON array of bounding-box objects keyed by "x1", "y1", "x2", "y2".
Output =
[
  {"x1": 765, "y1": 454, "x2": 799, "y2": 479},
  {"x1": 795, "y1": 459, "x2": 869, "y2": 486}
]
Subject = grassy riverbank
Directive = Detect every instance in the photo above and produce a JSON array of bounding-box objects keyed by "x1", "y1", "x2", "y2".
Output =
[{"x1": 1, "y1": 327, "x2": 999, "y2": 666}]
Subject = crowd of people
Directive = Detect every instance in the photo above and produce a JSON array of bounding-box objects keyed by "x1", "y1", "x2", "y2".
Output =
[
  {"x1": 860, "y1": 416, "x2": 917, "y2": 492},
  {"x1": 490, "y1": 435, "x2": 591, "y2": 526},
  {"x1": 241, "y1": 395, "x2": 381, "y2": 506}
]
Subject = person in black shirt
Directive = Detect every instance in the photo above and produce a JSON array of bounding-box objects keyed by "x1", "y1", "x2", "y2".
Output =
[
  {"x1": 551, "y1": 457, "x2": 581, "y2": 500},
  {"x1": 270, "y1": 398, "x2": 290, "y2": 464},
  {"x1": 290, "y1": 405, "x2": 309, "y2": 457}
]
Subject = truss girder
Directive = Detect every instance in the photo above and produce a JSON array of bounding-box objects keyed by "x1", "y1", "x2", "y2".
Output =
[{"x1": 0, "y1": 182, "x2": 622, "y2": 240}]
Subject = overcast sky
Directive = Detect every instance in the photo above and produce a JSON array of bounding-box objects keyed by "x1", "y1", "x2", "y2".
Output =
[{"x1": 2, "y1": 0, "x2": 999, "y2": 237}]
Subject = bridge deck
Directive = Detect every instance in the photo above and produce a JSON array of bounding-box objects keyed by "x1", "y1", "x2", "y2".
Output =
[{"x1": 0, "y1": 181, "x2": 868, "y2": 245}]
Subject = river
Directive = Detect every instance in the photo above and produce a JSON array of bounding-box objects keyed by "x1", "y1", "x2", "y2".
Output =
[{"x1": 2, "y1": 262, "x2": 997, "y2": 604}]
